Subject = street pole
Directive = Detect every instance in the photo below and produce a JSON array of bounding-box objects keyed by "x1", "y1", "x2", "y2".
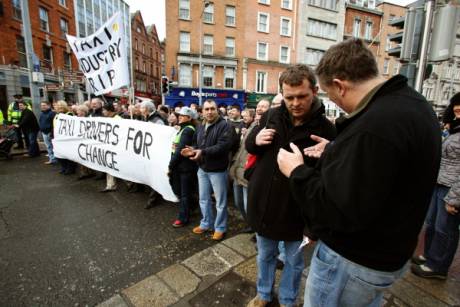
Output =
[
  {"x1": 21, "y1": 0, "x2": 41, "y2": 116},
  {"x1": 414, "y1": 0, "x2": 435, "y2": 93},
  {"x1": 198, "y1": 1, "x2": 211, "y2": 106}
]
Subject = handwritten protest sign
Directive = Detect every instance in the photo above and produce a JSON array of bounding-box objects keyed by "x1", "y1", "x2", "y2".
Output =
[
  {"x1": 53, "y1": 114, "x2": 179, "y2": 202},
  {"x1": 66, "y1": 12, "x2": 129, "y2": 95}
]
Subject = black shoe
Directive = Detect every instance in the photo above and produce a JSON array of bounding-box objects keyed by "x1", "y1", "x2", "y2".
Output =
[
  {"x1": 411, "y1": 255, "x2": 426, "y2": 265},
  {"x1": 411, "y1": 264, "x2": 447, "y2": 280},
  {"x1": 276, "y1": 259, "x2": 285, "y2": 270}
]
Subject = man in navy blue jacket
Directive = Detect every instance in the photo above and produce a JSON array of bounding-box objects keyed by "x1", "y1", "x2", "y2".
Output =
[
  {"x1": 181, "y1": 99, "x2": 234, "y2": 241},
  {"x1": 39, "y1": 101, "x2": 56, "y2": 164}
]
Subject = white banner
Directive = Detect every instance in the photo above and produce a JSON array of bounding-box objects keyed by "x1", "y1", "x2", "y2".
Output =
[
  {"x1": 66, "y1": 12, "x2": 129, "y2": 96},
  {"x1": 53, "y1": 114, "x2": 179, "y2": 202}
]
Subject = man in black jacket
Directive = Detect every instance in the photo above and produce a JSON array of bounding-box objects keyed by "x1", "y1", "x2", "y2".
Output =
[
  {"x1": 17, "y1": 101, "x2": 40, "y2": 157},
  {"x1": 181, "y1": 99, "x2": 234, "y2": 241},
  {"x1": 278, "y1": 39, "x2": 441, "y2": 306},
  {"x1": 245, "y1": 65, "x2": 336, "y2": 307}
]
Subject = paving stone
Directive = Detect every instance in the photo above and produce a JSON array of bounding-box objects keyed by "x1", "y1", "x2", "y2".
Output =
[
  {"x1": 123, "y1": 275, "x2": 179, "y2": 307},
  {"x1": 96, "y1": 295, "x2": 128, "y2": 307},
  {"x1": 221, "y1": 234, "x2": 257, "y2": 258},
  {"x1": 183, "y1": 244, "x2": 244, "y2": 277},
  {"x1": 403, "y1": 272, "x2": 460, "y2": 306},
  {"x1": 389, "y1": 278, "x2": 449, "y2": 307},
  {"x1": 157, "y1": 264, "x2": 201, "y2": 298}
]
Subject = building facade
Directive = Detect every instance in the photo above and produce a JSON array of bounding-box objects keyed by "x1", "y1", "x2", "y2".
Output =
[
  {"x1": 375, "y1": 2, "x2": 405, "y2": 78},
  {"x1": 131, "y1": 11, "x2": 162, "y2": 103},
  {"x1": 0, "y1": 0, "x2": 79, "y2": 115}
]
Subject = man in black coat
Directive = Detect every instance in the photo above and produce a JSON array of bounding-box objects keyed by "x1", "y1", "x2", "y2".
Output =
[
  {"x1": 245, "y1": 65, "x2": 336, "y2": 307},
  {"x1": 17, "y1": 101, "x2": 40, "y2": 157},
  {"x1": 278, "y1": 39, "x2": 441, "y2": 306}
]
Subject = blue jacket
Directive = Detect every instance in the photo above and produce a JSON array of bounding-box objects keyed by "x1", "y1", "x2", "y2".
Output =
[
  {"x1": 39, "y1": 109, "x2": 56, "y2": 134},
  {"x1": 195, "y1": 117, "x2": 234, "y2": 172}
]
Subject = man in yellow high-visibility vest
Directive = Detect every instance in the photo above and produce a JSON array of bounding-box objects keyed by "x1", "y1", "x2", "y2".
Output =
[{"x1": 7, "y1": 94, "x2": 27, "y2": 149}]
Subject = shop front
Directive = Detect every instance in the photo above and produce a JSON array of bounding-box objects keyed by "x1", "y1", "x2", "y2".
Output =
[{"x1": 165, "y1": 87, "x2": 245, "y2": 109}]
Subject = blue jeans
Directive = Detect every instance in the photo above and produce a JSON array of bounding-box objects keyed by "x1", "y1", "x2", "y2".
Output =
[
  {"x1": 42, "y1": 132, "x2": 56, "y2": 162},
  {"x1": 256, "y1": 234, "x2": 304, "y2": 306},
  {"x1": 197, "y1": 168, "x2": 228, "y2": 232},
  {"x1": 424, "y1": 184, "x2": 460, "y2": 273},
  {"x1": 304, "y1": 241, "x2": 406, "y2": 307},
  {"x1": 232, "y1": 181, "x2": 247, "y2": 220},
  {"x1": 27, "y1": 131, "x2": 39, "y2": 156}
]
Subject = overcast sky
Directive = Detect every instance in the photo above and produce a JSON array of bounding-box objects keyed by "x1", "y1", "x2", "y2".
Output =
[{"x1": 123, "y1": 0, "x2": 416, "y2": 41}]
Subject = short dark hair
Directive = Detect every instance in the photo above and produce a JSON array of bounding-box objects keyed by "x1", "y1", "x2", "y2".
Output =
[
  {"x1": 231, "y1": 104, "x2": 241, "y2": 111},
  {"x1": 279, "y1": 64, "x2": 317, "y2": 92},
  {"x1": 103, "y1": 102, "x2": 115, "y2": 112},
  {"x1": 316, "y1": 38, "x2": 378, "y2": 86},
  {"x1": 159, "y1": 105, "x2": 169, "y2": 114},
  {"x1": 41, "y1": 101, "x2": 51, "y2": 106}
]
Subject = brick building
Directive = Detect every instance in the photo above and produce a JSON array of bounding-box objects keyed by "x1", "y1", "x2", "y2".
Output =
[
  {"x1": 343, "y1": 0, "x2": 382, "y2": 55},
  {"x1": 131, "y1": 11, "x2": 162, "y2": 102},
  {"x1": 0, "y1": 0, "x2": 79, "y2": 114}
]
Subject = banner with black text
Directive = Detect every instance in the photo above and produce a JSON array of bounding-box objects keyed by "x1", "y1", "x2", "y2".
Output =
[
  {"x1": 53, "y1": 114, "x2": 179, "y2": 202},
  {"x1": 66, "y1": 12, "x2": 129, "y2": 95}
]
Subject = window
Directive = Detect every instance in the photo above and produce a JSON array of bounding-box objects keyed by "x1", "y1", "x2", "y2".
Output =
[
  {"x1": 77, "y1": 0, "x2": 85, "y2": 37},
  {"x1": 179, "y1": 32, "x2": 190, "y2": 52},
  {"x1": 280, "y1": 17, "x2": 291, "y2": 36},
  {"x1": 16, "y1": 36, "x2": 26, "y2": 67},
  {"x1": 203, "y1": 3, "x2": 213, "y2": 23},
  {"x1": 307, "y1": 19, "x2": 337, "y2": 40},
  {"x1": 258, "y1": 13, "x2": 269, "y2": 33},
  {"x1": 42, "y1": 45, "x2": 53, "y2": 64},
  {"x1": 203, "y1": 66, "x2": 213, "y2": 87},
  {"x1": 367, "y1": 0, "x2": 375, "y2": 9},
  {"x1": 226, "y1": 6, "x2": 236, "y2": 26},
  {"x1": 179, "y1": 64, "x2": 192, "y2": 87},
  {"x1": 383, "y1": 59, "x2": 389, "y2": 75},
  {"x1": 308, "y1": 0, "x2": 337, "y2": 10},
  {"x1": 59, "y1": 0, "x2": 66, "y2": 7},
  {"x1": 389, "y1": 14, "x2": 396, "y2": 21},
  {"x1": 142, "y1": 44, "x2": 145, "y2": 54},
  {"x1": 226, "y1": 37, "x2": 235, "y2": 57},
  {"x1": 305, "y1": 48, "x2": 324, "y2": 66},
  {"x1": 256, "y1": 71, "x2": 267, "y2": 93},
  {"x1": 203, "y1": 35, "x2": 213, "y2": 55},
  {"x1": 393, "y1": 63, "x2": 399, "y2": 75},
  {"x1": 280, "y1": 46, "x2": 289, "y2": 64},
  {"x1": 134, "y1": 38, "x2": 138, "y2": 50},
  {"x1": 63, "y1": 51, "x2": 71, "y2": 70},
  {"x1": 150, "y1": 64, "x2": 154, "y2": 76},
  {"x1": 257, "y1": 42, "x2": 268, "y2": 61},
  {"x1": 135, "y1": 58, "x2": 139, "y2": 71},
  {"x1": 60, "y1": 18, "x2": 69, "y2": 37},
  {"x1": 364, "y1": 21, "x2": 372, "y2": 40},
  {"x1": 258, "y1": 0, "x2": 270, "y2": 4},
  {"x1": 179, "y1": 0, "x2": 190, "y2": 20},
  {"x1": 385, "y1": 36, "x2": 391, "y2": 52},
  {"x1": 12, "y1": 0, "x2": 21, "y2": 19},
  {"x1": 224, "y1": 68, "x2": 235, "y2": 88},
  {"x1": 39, "y1": 7, "x2": 49, "y2": 32},
  {"x1": 353, "y1": 19, "x2": 361, "y2": 38},
  {"x1": 281, "y1": 0, "x2": 292, "y2": 9}
]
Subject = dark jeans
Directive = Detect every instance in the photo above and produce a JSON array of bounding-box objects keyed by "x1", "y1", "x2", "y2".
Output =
[
  {"x1": 26, "y1": 131, "x2": 39, "y2": 156},
  {"x1": 171, "y1": 171, "x2": 196, "y2": 223},
  {"x1": 424, "y1": 184, "x2": 460, "y2": 273},
  {"x1": 14, "y1": 127, "x2": 24, "y2": 148}
]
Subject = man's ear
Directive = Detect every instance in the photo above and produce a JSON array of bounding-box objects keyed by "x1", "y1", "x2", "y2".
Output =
[{"x1": 332, "y1": 79, "x2": 347, "y2": 97}]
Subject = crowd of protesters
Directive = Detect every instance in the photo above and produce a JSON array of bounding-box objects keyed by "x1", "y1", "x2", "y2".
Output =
[{"x1": 1, "y1": 38, "x2": 460, "y2": 307}]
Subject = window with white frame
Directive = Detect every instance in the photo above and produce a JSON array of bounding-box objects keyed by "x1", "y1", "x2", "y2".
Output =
[
  {"x1": 16, "y1": 36, "x2": 26, "y2": 67},
  {"x1": 203, "y1": 66, "x2": 214, "y2": 87},
  {"x1": 257, "y1": 42, "x2": 268, "y2": 61},
  {"x1": 364, "y1": 21, "x2": 373, "y2": 40},
  {"x1": 63, "y1": 51, "x2": 71, "y2": 70},
  {"x1": 179, "y1": 32, "x2": 190, "y2": 52},
  {"x1": 224, "y1": 68, "x2": 235, "y2": 88},
  {"x1": 203, "y1": 35, "x2": 213, "y2": 55},
  {"x1": 385, "y1": 36, "x2": 391, "y2": 52},
  {"x1": 281, "y1": 0, "x2": 292, "y2": 9},
  {"x1": 256, "y1": 71, "x2": 267, "y2": 93},
  {"x1": 383, "y1": 59, "x2": 389, "y2": 75},
  {"x1": 280, "y1": 17, "x2": 291, "y2": 36},
  {"x1": 258, "y1": 13, "x2": 269, "y2": 33},
  {"x1": 393, "y1": 62, "x2": 399, "y2": 75},
  {"x1": 179, "y1": 64, "x2": 192, "y2": 87},
  {"x1": 203, "y1": 3, "x2": 214, "y2": 23},
  {"x1": 308, "y1": 0, "x2": 337, "y2": 10},
  {"x1": 280, "y1": 46, "x2": 289, "y2": 64},
  {"x1": 226, "y1": 37, "x2": 235, "y2": 57},
  {"x1": 226, "y1": 6, "x2": 236, "y2": 26},
  {"x1": 258, "y1": 0, "x2": 270, "y2": 4},
  {"x1": 367, "y1": 0, "x2": 376, "y2": 9},
  {"x1": 305, "y1": 48, "x2": 325, "y2": 66},
  {"x1": 39, "y1": 7, "x2": 49, "y2": 32},
  {"x1": 179, "y1": 0, "x2": 190, "y2": 20},
  {"x1": 353, "y1": 19, "x2": 361, "y2": 38},
  {"x1": 60, "y1": 18, "x2": 69, "y2": 37},
  {"x1": 307, "y1": 19, "x2": 337, "y2": 40},
  {"x1": 12, "y1": 0, "x2": 22, "y2": 20},
  {"x1": 356, "y1": 0, "x2": 363, "y2": 6},
  {"x1": 42, "y1": 44, "x2": 53, "y2": 64}
]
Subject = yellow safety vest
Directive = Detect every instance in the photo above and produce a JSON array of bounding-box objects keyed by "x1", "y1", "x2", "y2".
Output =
[{"x1": 172, "y1": 125, "x2": 195, "y2": 153}]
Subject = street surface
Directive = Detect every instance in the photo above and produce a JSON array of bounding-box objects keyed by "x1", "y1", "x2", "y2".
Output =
[{"x1": 0, "y1": 154, "x2": 245, "y2": 306}]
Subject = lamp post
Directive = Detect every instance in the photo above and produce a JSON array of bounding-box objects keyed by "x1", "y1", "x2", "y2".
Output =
[{"x1": 199, "y1": 1, "x2": 212, "y2": 106}]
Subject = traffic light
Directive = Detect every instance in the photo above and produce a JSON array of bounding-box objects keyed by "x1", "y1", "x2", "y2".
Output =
[
  {"x1": 162, "y1": 76, "x2": 169, "y2": 94},
  {"x1": 429, "y1": 4, "x2": 460, "y2": 62}
]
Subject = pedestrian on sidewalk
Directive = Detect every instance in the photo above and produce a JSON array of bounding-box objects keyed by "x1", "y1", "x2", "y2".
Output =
[
  {"x1": 277, "y1": 38, "x2": 441, "y2": 307},
  {"x1": 412, "y1": 92, "x2": 460, "y2": 280},
  {"x1": 245, "y1": 64, "x2": 336, "y2": 307},
  {"x1": 16, "y1": 100, "x2": 40, "y2": 157},
  {"x1": 39, "y1": 101, "x2": 57, "y2": 164},
  {"x1": 54, "y1": 100, "x2": 76, "y2": 175}
]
